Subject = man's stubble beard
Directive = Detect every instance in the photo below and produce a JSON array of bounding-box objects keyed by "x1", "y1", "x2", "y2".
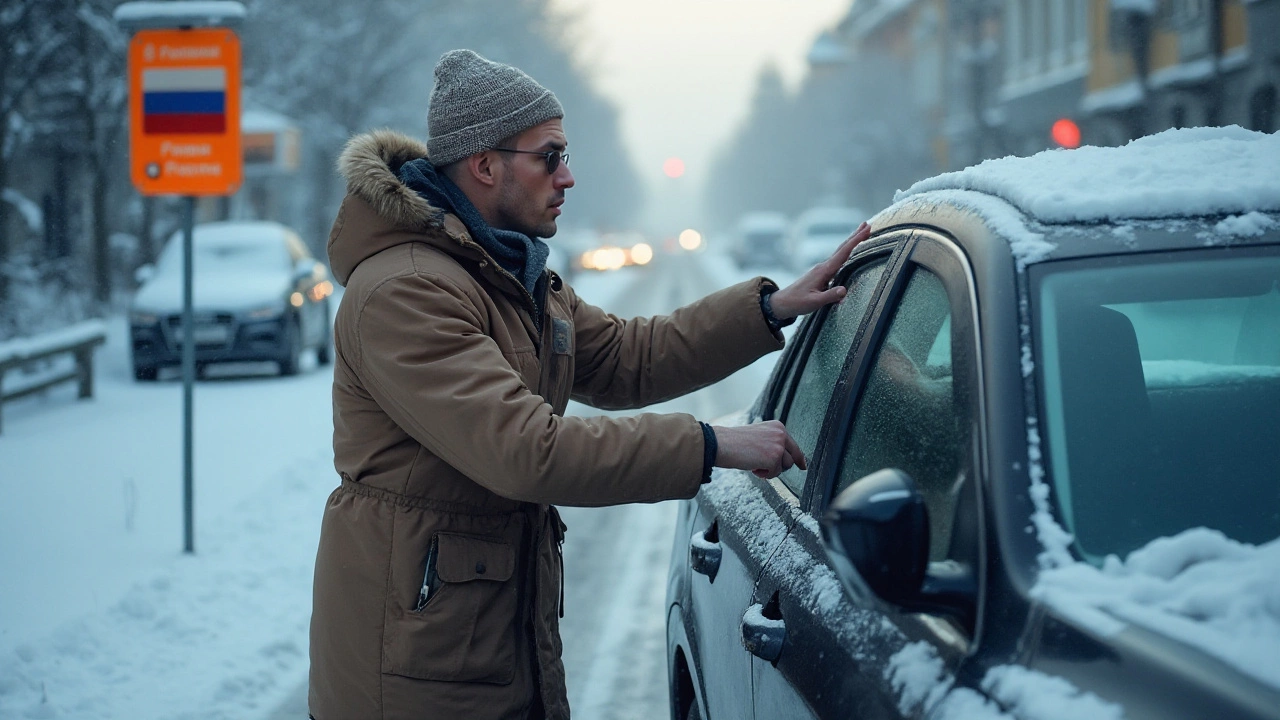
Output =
[{"x1": 496, "y1": 172, "x2": 557, "y2": 239}]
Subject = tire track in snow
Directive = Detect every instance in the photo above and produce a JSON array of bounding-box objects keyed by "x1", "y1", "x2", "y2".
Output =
[{"x1": 568, "y1": 500, "x2": 674, "y2": 718}]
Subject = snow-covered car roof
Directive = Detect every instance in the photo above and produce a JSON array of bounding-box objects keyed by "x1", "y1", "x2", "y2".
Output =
[
  {"x1": 898, "y1": 126, "x2": 1280, "y2": 225},
  {"x1": 165, "y1": 220, "x2": 296, "y2": 247}
]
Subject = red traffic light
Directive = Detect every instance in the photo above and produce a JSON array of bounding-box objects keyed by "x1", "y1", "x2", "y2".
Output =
[{"x1": 1052, "y1": 118, "x2": 1082, "y2": 149}]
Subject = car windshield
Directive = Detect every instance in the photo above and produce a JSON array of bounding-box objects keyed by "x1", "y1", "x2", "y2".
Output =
[
  {"x1": 155, "y1": 229, "x2": 293, "y2": 276},
  {"x1": 1035, "y1": 245, "x2": 1280, "y2": 563}
]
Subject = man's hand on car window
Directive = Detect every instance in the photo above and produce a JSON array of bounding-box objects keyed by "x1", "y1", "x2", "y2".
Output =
[
  {"x1": 769, "y1": 222, "x2": 872, "y2": 321},
  {"x1": 711, "y1": 421, "x2": 806, "y2": 479}
]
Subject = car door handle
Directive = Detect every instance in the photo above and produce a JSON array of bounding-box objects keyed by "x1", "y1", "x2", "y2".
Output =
[
  {"x1": 741, "y1": 602, "x2": 786, "y2": 663},
  {"x1": 689, "y1": 526, "x2": 721, "y2": 582}
]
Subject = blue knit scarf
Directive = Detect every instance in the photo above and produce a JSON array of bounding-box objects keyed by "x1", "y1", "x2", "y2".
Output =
[{"x1": 397, "y1": 158, "x2": 549, "y2": 295}]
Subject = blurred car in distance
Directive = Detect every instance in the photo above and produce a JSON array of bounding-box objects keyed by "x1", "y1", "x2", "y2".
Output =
[
  {"x1": 786, "y1": 206, "x2": 864, "y2": 272},
  {"x1": 667, "y1": 127, "x2": 1280, "y2": 720},
  {"x1": 129, "y1": 220, "x2": 334, "y2": 380},
  {"x1": 575, "y1": 231, "x2": 654, "y2": 272},
  {"x1": 554, "y1": 227, "x2": 601, "y2": 280},
  {"x1": 731, "y1": 211, "x2": 789, "y2": 270}
]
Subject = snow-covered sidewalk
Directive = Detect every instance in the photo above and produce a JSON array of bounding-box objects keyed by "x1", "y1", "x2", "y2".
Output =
[{"x1": 0, "y1": 312, "x2": 337, "y2": 718}]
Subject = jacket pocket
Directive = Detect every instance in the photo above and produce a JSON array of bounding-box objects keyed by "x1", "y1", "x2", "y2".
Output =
[{"x1": 383, "y1": 533, "x2": 518, "y2": 684}]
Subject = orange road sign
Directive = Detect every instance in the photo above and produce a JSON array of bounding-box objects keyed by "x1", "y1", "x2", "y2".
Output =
[{"x1": 128, "y1": 28, "x2": 241, "y2": 196}]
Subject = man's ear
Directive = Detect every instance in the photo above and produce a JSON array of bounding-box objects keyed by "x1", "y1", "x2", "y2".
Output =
[{"x1": 467, "y1": 152, "x2": 498, "y2": 188}]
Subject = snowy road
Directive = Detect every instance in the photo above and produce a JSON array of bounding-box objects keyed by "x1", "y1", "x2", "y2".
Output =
[
  {"x1": 0, "y1": 246, "x2": 793, "y2": 719},
  {"x1": 556, "y1": 251, "x2": 790, "y2": 720}
]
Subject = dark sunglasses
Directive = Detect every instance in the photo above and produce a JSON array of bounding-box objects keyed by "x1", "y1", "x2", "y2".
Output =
[{"x1": 493, "y1": 147, "x2": 569, "y2": 174}]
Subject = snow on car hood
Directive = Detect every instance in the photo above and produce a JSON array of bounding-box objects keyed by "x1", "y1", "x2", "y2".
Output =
[
  {"x1": 1031, "y1": 528, "x2": 1280, "y2": 690},
  {"x1": 897, "y1": 126, "x2": 1280, "y2": 224},
  {"x1": 132, "y1": 271, "x2": 291, "y2": 314}
]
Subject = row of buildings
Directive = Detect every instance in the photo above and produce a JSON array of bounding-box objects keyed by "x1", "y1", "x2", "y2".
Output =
[{"x1": 815, "y1": 0, "x2": 1278, "y2": 177}]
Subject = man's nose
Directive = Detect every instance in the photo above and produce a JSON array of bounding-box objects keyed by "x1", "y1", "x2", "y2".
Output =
[{"x1": 554, "y1": 164, "x2": 575, "y2": 189}]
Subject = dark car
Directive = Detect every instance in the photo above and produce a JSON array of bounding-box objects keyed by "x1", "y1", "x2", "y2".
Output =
[
  {"x1": 129, "y1": 220, "x2": 334, "y2": 380},
  {"x1": 667, "y1": 128, "x2": 1280, "y2": 720}
]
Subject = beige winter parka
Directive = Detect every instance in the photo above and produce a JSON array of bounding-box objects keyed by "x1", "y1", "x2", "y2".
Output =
[{"x1": 308, "y1": 130, "x2": 784, "y2": 720}]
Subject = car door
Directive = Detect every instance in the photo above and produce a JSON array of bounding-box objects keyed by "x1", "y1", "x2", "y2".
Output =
[
  {"x1": 749, "y1": 231, "x2": 986, "y2": 719},
  {"x1": 686, "y1": 237, "x2": 901, "y2": 720}
]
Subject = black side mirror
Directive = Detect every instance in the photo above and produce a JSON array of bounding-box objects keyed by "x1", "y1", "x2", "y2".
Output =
[{"x1": 820, "y1": 468, "x2": 929, "y2": 606}]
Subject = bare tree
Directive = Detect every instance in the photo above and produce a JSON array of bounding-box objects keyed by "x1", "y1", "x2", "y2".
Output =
[
  {"x1": 58, "y1": 0, "x2": 130, "y2": 305},
  {"x1": 241, "y1": 0, "x2": 643, "y2": 242},
  {"x1": 0, "y1": 0, "x2": 72, "y2": 305}
]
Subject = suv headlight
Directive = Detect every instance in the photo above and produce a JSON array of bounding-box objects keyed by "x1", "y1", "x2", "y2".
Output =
[{"x1": 246, "y1": 304, "x2": 284, "y2": 320}]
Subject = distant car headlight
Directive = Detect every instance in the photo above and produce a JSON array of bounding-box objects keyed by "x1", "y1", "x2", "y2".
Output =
[
  {"x1": 130, "y1": 310, "x2": 159, "y2": 325},
  {"x1": 246, "y1": 304, "x2": 284, "y2": 320}
]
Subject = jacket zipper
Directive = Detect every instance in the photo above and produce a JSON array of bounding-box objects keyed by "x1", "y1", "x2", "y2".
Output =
[
  {"x1": 413, "y1": 534, "x2": 440, "y2": 612},
  {"x1": 550, "y1": 506, "x2": 566, "y2": 618}
]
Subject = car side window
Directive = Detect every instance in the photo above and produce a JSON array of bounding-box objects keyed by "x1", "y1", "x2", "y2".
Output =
[
  {"x1": 834, "y1": 266, "x2": 966, "y2": 560},
  {"x1": 775, "y1": 258, "x2": 888, "y2": 496}
]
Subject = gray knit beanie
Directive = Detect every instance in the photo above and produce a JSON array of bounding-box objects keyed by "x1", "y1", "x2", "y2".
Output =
[{"x1": 426, "y1": 49, "x2": 564, "y2": 167}]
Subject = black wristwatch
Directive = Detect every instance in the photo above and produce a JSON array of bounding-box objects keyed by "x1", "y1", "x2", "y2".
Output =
[{"x1": 760, "y1": 290, "x2": 795, "y2": 333}]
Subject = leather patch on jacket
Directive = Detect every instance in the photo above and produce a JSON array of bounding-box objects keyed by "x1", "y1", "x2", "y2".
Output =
[{"x1": 552, "y1": 317, "x2": 571, "y2": 355}]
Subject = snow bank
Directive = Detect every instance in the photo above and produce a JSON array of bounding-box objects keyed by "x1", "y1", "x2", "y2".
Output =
[{"x1": 898, "y1": 127, "x2": 1280, "y2": 225}]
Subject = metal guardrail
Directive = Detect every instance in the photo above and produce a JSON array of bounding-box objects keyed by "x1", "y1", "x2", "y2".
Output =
[{"x1": 0, "y1": 320, "x2": 109, "y2": 434}]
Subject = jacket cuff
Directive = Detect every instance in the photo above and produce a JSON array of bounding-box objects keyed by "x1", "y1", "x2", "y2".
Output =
[
  {"x1": 699, "y1": 422, "x2": 718, "y2": 484},
  {"x1": 759, "y1": 289, "x2": 796, "y2": 333}
]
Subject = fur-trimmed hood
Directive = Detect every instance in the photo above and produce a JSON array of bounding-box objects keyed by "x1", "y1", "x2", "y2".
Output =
[
  {"x1": 336, "y1": 129, "x2": 439, "y2": 232},
  {"x1": 327, "y1": 130, "x2": 477, "y2": 286}
]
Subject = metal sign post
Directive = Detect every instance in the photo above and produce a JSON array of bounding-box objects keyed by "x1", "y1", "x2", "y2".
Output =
[{"x1": 118, "y1": 2, "x2": 245, "y2": 554}]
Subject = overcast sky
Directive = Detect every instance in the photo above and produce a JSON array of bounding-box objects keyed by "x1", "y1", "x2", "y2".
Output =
[{"x1": 551, "y1": 0, "x2": 851, "y2": 229}]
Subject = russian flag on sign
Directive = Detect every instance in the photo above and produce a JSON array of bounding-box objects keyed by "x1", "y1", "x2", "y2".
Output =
[{"x1": 142, "y1": 68, "x2": 226, "y2": 134}]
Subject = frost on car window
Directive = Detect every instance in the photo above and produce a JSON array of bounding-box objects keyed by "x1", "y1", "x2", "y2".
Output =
[
  {"x1": 836, "y1": 268, "x2": 965, "y2": 560},
  {"x1": 778, "y1": 258, "x2": 887, "y2": 496}
]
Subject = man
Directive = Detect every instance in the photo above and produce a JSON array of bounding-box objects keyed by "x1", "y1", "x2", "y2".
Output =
[{"x1": 309, "y1": 49, "x2": 870, "y2": 720}]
